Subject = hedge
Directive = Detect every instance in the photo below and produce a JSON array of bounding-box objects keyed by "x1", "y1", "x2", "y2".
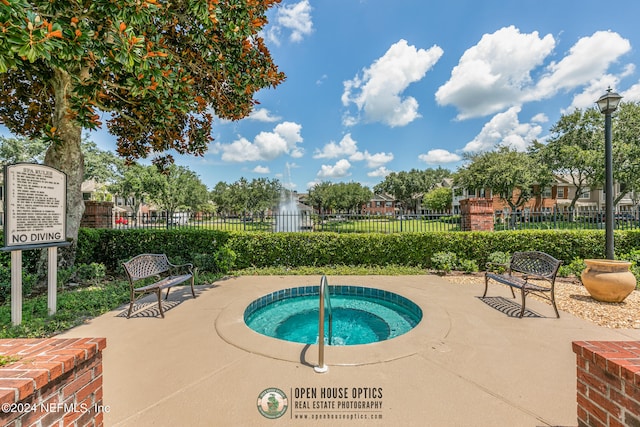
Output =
[{"x1": 2, "y1": 229, "x2": 640, "y2": 274}]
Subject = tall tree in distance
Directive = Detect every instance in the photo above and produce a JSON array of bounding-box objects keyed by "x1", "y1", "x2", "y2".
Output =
[
  {"x1": 540, "y1": 108, "x2": 603, "y2": 211},
  {"x1": 374, "y1": 168, "x2": 450, "y2": 213},
  {"x1": 454, "y1": 146, "x2": 552, "y2": 226},
  {"x1": 0, "y1": 0, "x2": 285, "y2": 264}
]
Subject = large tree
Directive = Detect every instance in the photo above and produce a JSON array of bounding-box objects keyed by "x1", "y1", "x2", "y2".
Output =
[
  {"x1": 612, "y1": 102, "x2": 640, "y2": 205},
  {"x1": 148, "y1": 165, "x2": 209, "y2": 217},
  {"x1": 540, "y1": 108, "x2": 603, "y2": 211},
  {"x1": 0, "y1": 135, "x2": 47, "y2": 164},
  {"x1": 454, "y1": 146, "x2": 552, "y2": 222},
  {"x1": 0, "y1": 0, "x2": 285, "y2": 264},
  {"x1": 374, "y1": 168, "x2": 450, "y2": 213}
]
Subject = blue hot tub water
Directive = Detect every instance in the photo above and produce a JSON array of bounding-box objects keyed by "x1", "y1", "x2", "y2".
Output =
[{"x1": 244, "y1": 286, "x2": 422, "y2": 346}]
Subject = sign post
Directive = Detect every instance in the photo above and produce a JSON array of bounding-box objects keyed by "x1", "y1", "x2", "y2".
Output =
[{"x1": 1, "y1": 163, "x2": 69, "y2": 325}]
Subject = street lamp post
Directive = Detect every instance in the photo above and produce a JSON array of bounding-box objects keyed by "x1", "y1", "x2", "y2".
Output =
[{"x1": 596, "y1": 87, "x2": 623, "y2": 260}]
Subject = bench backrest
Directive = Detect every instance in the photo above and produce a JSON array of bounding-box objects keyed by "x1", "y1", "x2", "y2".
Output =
[
  {"x1": 510, "y1": 251, "x2": 562, "y2": 281},
  {"x1": 123, "y1": 254, "x2": 172, "y2": 281}
]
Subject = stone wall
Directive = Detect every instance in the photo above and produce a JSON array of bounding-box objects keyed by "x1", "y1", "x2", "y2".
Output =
[{"x1": 0, "y1": 338, "x2": 107, "y2": 427}]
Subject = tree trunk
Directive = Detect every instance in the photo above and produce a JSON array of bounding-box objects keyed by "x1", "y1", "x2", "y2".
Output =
[{"x1": 43, "y1": 68, "x2": 85, "y2": 269}]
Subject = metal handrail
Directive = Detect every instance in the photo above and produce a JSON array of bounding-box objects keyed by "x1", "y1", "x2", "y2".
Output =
[{"x1": 314, "y1": 275, "x2": 332, "y2": 373}]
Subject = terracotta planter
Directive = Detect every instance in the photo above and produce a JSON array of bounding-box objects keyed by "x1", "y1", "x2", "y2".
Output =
[{"x1": 580, "y1": 259, "x2": 637, "y2": 303}]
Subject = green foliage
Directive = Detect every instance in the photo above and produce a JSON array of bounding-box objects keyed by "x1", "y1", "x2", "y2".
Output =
[
  {"x1": 455, "y1": 146, "x2": 552, "y2": 213},
  {"x1": 76, "y1": 228, "x2": 232, "y2": 272},
  {"x1": 0, "y1": 355, "x2": 19, "y2": 367},
  {"x1": 423, "y1": 187, "x2": 453, "y2": 211},
  {"x1": 486, "y1": 251, "x2": 511, "y2": 273},
  {"x1": 74, "y1": 263, "x2": 107, "y2": 285},
  {"x1": 71, "y1": 228, "x2": 640, "y2": 276},
  {"x1": 374, "y1": 168, "x2": 451, "y2": 212},
  {"x1": 619, "y1": 249, "x2": 640, "y2": 280},
  {"x1": 0, "y1": 281, "x2": 131, "y2": 338},
  {"x1": 236, "y1": 265, "x2": 430, "y2": 276},
  {"x1": 558, "y1": 258, "x2": 586, "y2": 278},
  {"x1": 0, "y1": 263, "x2": 37, "y2": 303},
  {"x1": 192, "y1": 247, "x2": 235, "y2": 274},
  {"x1": 430, "y1": 252, "x2": 458, "y2": 273},
  {"x1": 459, "y1": 259, "x2": 479, "y2": 273},
  {"x1": 307, "y1": 181, "x2": 373, "y2": 213}
]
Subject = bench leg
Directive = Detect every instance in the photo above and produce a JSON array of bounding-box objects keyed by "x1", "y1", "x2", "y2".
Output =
[
  {"x1": 127, "y1": 290, "x2": 135, "y2": 318},
  {"x1": 519, "y1": 289, "x2": 526, "y2": 318},
  {"x1": 482, "y1": 275, "x2": 489, "y2": 297},
  {"x1": 157, "y1": 289, "x2": 165, "y2": 318},
  {"x1": 190, "y1": 276, "x2": 196, "y2": 298},
  {"x1": 551, "y1": 294, "x2": 560, "y2": 318}
]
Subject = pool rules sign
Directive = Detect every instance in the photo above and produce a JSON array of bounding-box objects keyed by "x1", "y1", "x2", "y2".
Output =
[
  {"x1": 4, "y1": 163, "x2": 67, "y2": 247},
  {"x1": 2, "y1": 163, "x2": 68, "y2": 325}
]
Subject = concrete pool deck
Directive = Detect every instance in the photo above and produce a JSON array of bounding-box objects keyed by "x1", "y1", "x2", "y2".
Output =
[{"x1": 60, "y1": 274, "x2": 640, "y2": 426}]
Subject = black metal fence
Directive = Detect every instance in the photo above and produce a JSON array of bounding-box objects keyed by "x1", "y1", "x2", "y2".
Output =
[{"x1": 103, "y1": 207, "x2": 640, "y2": 233}]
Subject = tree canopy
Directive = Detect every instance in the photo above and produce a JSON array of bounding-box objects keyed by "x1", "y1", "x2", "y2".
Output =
[
  {"x1": 374, "y1": 168, "x2": 451, "y2": 213},
  {"x1": 0, "y1": 0, "x2": 285, "y2": 262},
  {"x1": 454, "y1": 146, "x2": 552, "y2": 213}
]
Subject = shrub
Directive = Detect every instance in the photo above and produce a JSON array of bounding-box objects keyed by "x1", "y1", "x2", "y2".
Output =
[
  {"x1": 486, "y1": 251, "x2": 510, "y2": 273},
  {"x1": 459, "y1": 259, "x2": 478, "y2": 273},
  {"x1": 74, "y1": 263, "x2": 107, "y2": 285},
  {"x1": 431, "y1": 252, "x2": 458, "y2": 273},
  {"x1": 558, "y1": 258, "x2": 586, "y2": 278},
  {"x1": 214, "y1": 246, "x2": 237, "y2": 273}
]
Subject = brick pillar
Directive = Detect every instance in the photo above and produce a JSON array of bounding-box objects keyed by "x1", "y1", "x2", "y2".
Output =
[
  {"x1": 81, "y1": 201, "x2": 113, "y2": 228},
  {"x1": 572, "y1": 341, "x2": 640, "y2": 427},
  {"x1": 0, "y1": 338, "x2": 107, "y2": 427},
  {"x1": 459, "y1": 198, "x2": 494, "y2": 231}
]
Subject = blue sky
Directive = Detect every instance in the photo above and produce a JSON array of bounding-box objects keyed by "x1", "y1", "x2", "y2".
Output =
[{"x1": 6, "y1": 0, "x2": 640, "y2": 192}]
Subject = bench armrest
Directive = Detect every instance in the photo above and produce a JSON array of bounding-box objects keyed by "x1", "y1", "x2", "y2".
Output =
[{"x1": 169, "y1": 262, "x2": 194, "y2": 275}]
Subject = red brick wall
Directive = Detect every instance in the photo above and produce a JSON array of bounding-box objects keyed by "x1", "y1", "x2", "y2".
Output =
[
  {"x1": 573, "y1": 341, "x2": 640, "y2": 427},
  {"x1": 81, "y1": 201, "x2": 113, "y2": 228},
  {"x1": 460, "y1": 198, "x2": 494, "y2": 231},
  {"x1": 0, "y1": 338, "x2": 107, "y2": 427}
]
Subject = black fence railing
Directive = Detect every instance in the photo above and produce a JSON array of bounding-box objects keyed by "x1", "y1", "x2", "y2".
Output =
[
  {"x1": 108, "y1": 211, "x2": 461, "y2": 233},
  {"x1": 492, "y1": 208, "x2": 640, "y2": 231},
  {"x1": 104, "y1": 208, "x2": 640, "y2": 233}
]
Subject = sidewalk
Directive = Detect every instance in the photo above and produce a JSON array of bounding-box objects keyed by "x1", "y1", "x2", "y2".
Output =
[{"x1": 60, "y1": 275, "x2": 640, "y2": 426}]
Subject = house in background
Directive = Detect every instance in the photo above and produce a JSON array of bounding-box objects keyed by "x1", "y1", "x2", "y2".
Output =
[
  {"x1": 451, "y1": 174, "x2": 639, "y2": 218},
  {"x1": 362, "y1": 194, "x2": 396, "y2": 216}
]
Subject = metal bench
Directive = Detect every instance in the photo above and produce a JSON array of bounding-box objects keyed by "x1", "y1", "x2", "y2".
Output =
[
  {"x1": 483, "y1": 251, "x2": 562, "y2": 318},
  {"x1": 122, "y1": 254, "x2": 195, "y2": 318}
]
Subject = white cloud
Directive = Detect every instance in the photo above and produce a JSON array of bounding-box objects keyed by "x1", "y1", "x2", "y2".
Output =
[
  {"x1": 358, "y1": 151, "x2": 394, "y2": 169},
  {"x1": 533, "y1": 31, "x2": 631, "y2": 100},
  {"x1": 436, "y1": 28, "x2": 632, "y2": 121},
  {"x1": 531, "y1": 113, "x2": 548, "y2": 123},
  {"x1": 253, "y1": 165, "x2": 270, "y2": 174},
  {"x1": 317, "y1": 159, "x2": 352, "y2": 178},
  {"x1": 313, "y1": 134, "x2": 358, "y2": 158},
  {"x1": 367, "y1": 167, "x2": 392, "y2": 178},
  {"x1": 342, "y1": 39, "x2": 443, "y2": 127},
  {"x1": 623, "y1": 81, "x2": 640, "y2": 102},
  {"x1": 214, "y1": 121, "x2": 304, "y2": 162},
  {"x1": 248, "y1": 108, "x2": 281, "y2": 122},
  {"x1": 265, "y1": 0, "x2": 313, "y2": 46},
  {"x1": 436, "y1": 26, "x2": 555, "y2": 120},
  {"x1": 418, "y1": 149, "x2": 462, "y2": 165},
  {"x1": 313, "y1": 133, "x2": 393, "y2": 169},
  {"x1": 463, "y1": 107, "x2": 543, "y2": 153}
]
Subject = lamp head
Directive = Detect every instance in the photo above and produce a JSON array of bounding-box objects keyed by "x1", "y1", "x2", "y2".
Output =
[{"x1": 596, "y1": 87, "x2": 623, "y2": 114}]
